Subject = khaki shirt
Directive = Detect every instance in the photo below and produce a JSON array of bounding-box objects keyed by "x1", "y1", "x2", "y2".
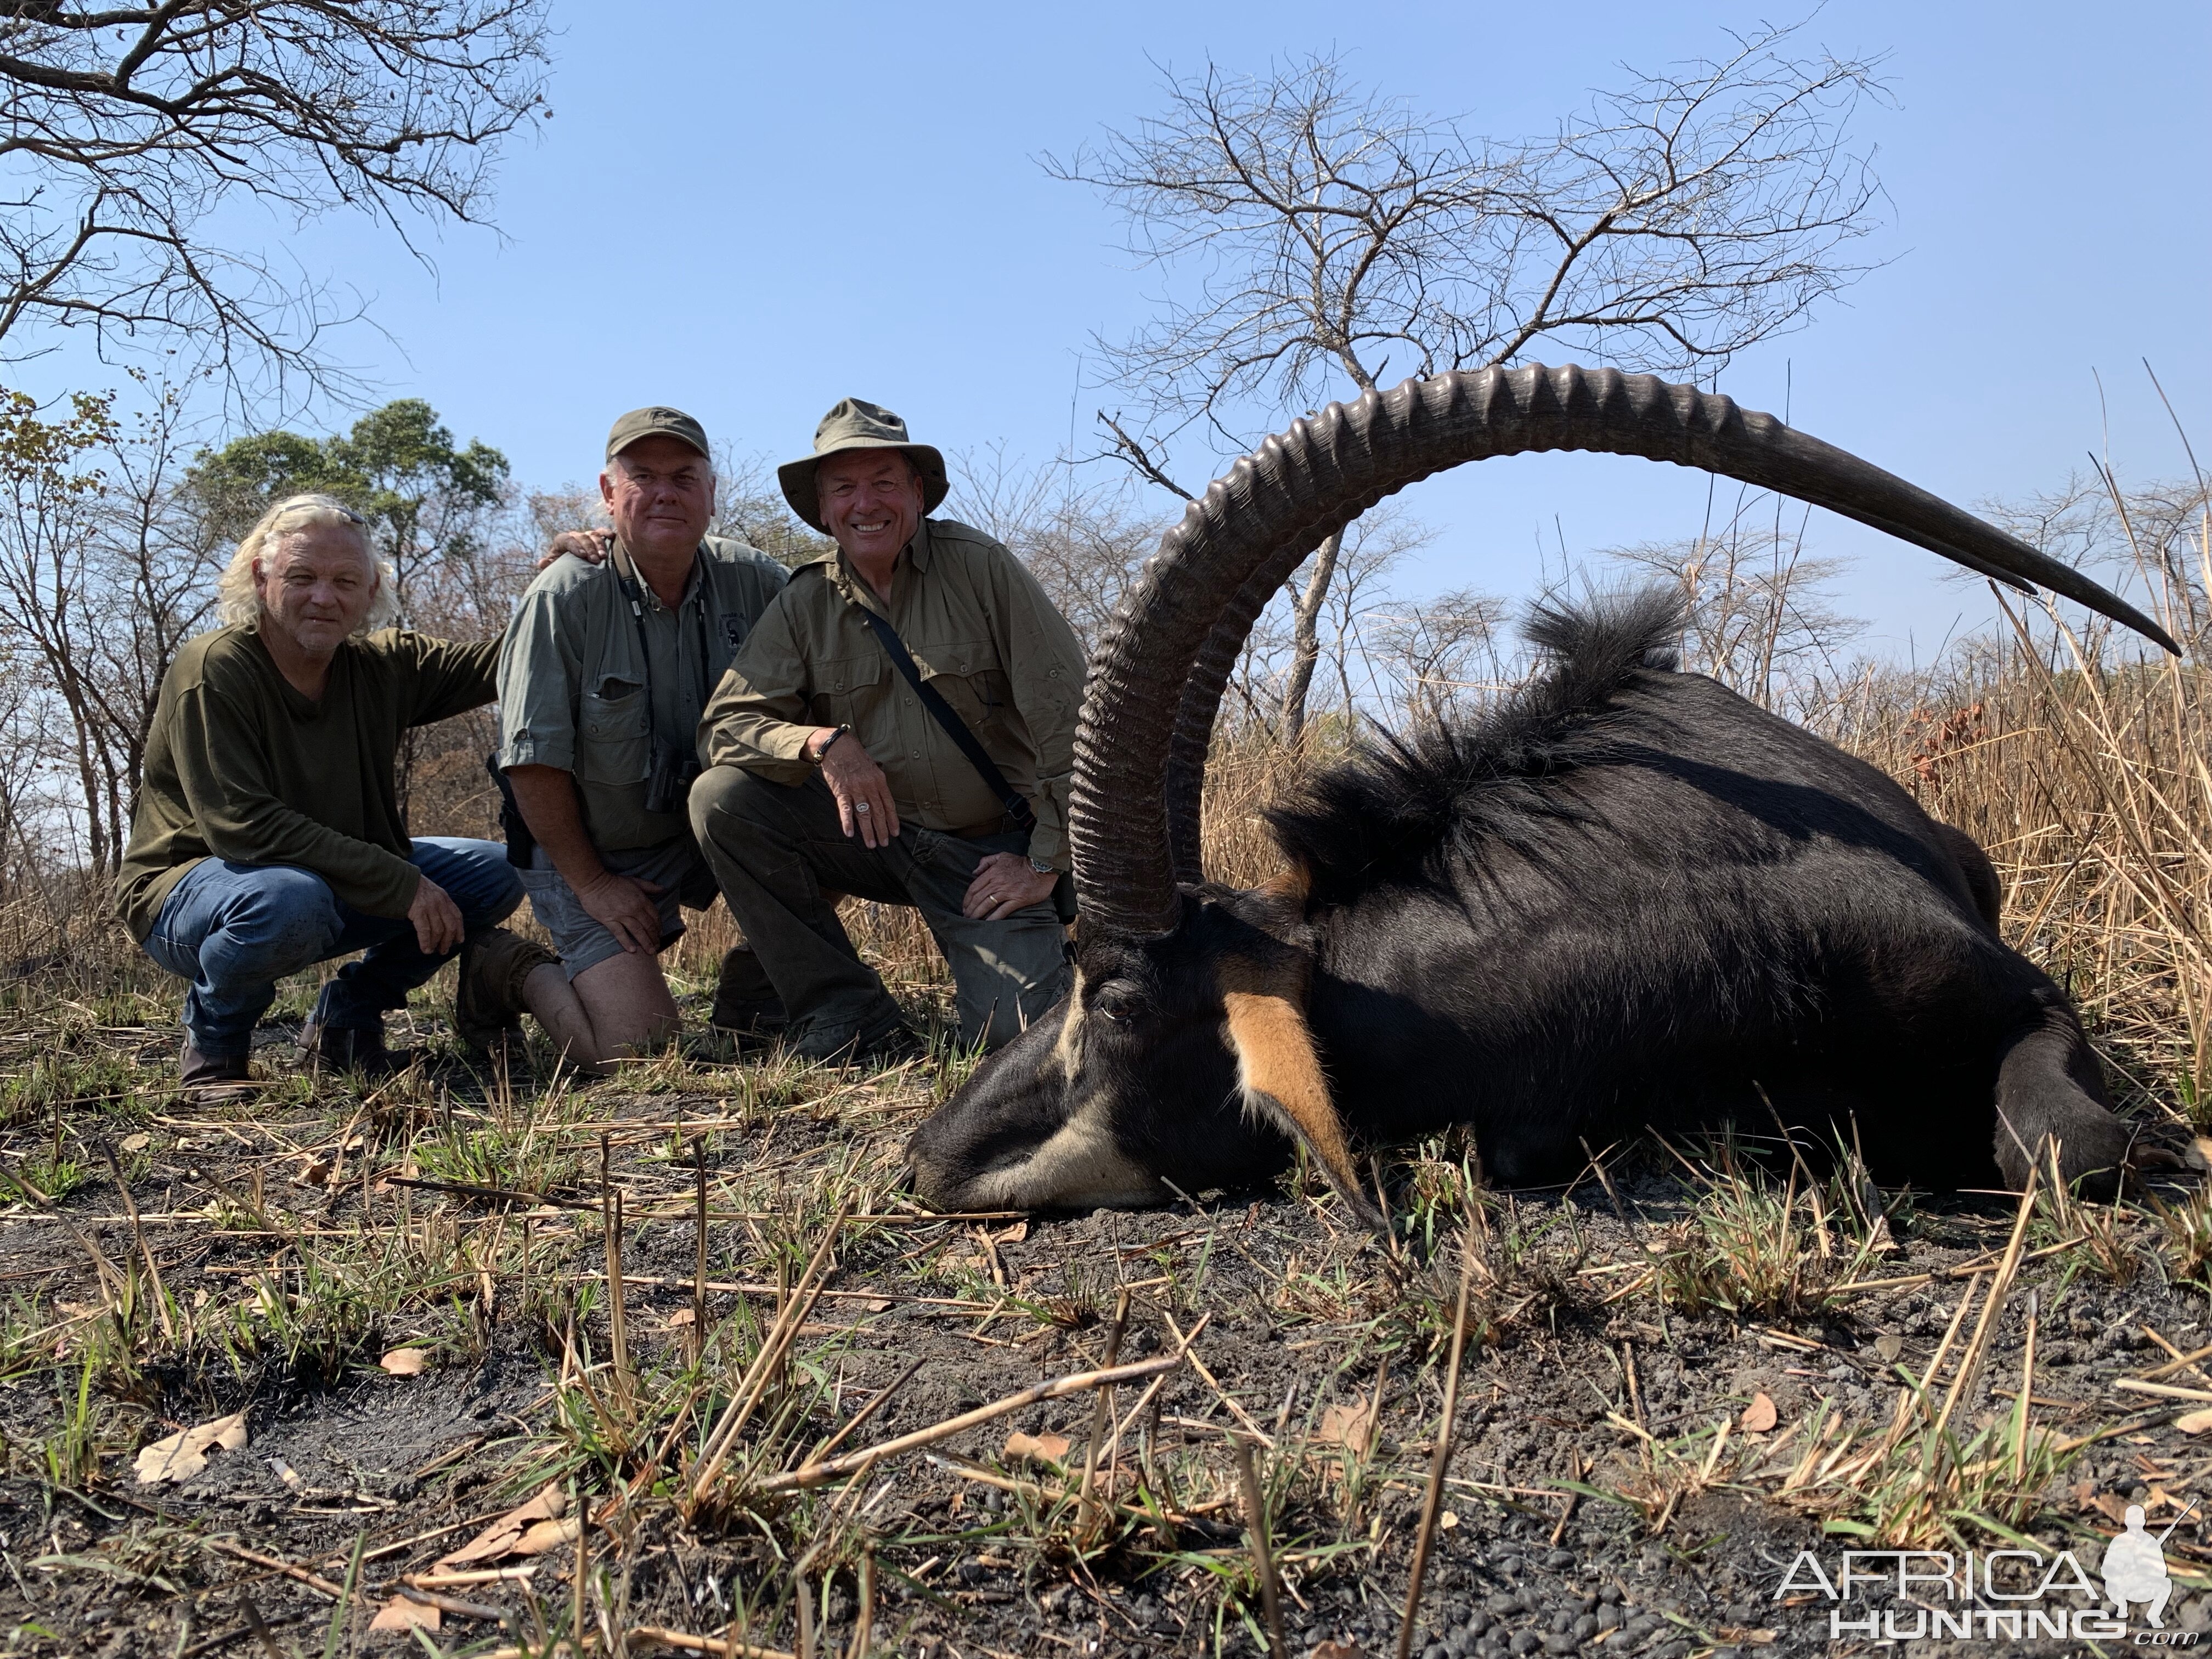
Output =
[
  {"x1": 498, "y1": 535, "x2": 787, "y2": 852},
  {"x1": 700, "y1": 517, "x2": 1085, "y2": 870}
]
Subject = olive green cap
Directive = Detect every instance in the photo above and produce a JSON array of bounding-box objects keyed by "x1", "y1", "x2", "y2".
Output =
[
  {"x1": 777, "y1": 398, "x2": 948, "y2": 533},
  {"x1": 605, "y1": 405, "x2": 709, "y2": 464}
]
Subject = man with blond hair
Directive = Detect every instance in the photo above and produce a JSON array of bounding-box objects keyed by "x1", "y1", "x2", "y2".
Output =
[{"x1": 117, "y1": 493, "x2": 531, "y2": 1098}]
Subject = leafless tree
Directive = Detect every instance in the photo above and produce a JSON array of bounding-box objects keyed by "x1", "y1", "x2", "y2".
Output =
[
  {"x1": 1054, "y1": 20, "x2": 1888, "y2": 736},
  {"x1": 1983, "y1": 470, "x2": 2212, "y2": 656},
  {"x1": 1364, "y1": 587, "x2": 1510, "y2": 727},
  {"x1": 1601, "y1": 515, "x2": 1864, "y2": 718},
  {"x1": 0, "y1": 377, "x2": 228, "y2": 874},
  {"x1": 949, "y1": 444, "x2": 1166, "y2": 649},
  {"x1": 86, "y1": 377, "x2": 228, "y2": 838},
  {"x1": 0, "y1": 0, "x2": 550, "y2": 399},
  {"x1": 709, "y1": 452, "x2": 835, "y2": 570}
]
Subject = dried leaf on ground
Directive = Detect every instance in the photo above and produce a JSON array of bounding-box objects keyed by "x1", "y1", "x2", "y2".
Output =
[
  {"x1": 1740, "y1": 1392, "x2": 1779, "y2": 1433},
  {"x1": 664, "y1": 1308, "x2": 695, "y2": 1329},
  {"x1": 119, "y1": 1133, "x2": 150, "y2": 1154},
  {"x1": 1003, "y1": 1431, "x2": 1071, "y2": 1464},
  {"x1": 135, "y1": 1410, "x2": 247, "y2": 1485},
  {"x1": 512, "y1": 1516, "x2": 580, "y2": 1555},
  {"x1": 370, "y1": 1595, "x2": 437, "y2": 1634},
  {"x1": 2176, "y1": 1408, "x2": 2212, "y2": 1434},
  {"x1": 1317, "y1": 1398, "x2": 1378, "y2": 1449},
  {"x1": 438, "y1": 1483, "x2": 567, "y2": 1566},
  {"x1": 380, "y1": 1348, "x2": 428, "y2": 1376},
  {"x1": 1312, "y1": 1644, "x2": 1368, "y2": 1659}
]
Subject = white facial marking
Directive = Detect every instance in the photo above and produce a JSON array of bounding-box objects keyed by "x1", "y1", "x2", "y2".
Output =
[
  {"x1": 966, "y1": 1103, "x2": 1165, "y2": 1211},
  {"x1": 1052, "y1": 968, "x2": 1087, "y2": 1082}
]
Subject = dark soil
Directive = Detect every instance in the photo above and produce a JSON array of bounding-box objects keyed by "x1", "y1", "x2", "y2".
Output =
[{"x1": 5, "y1": 1019, "x2": 2212, "y2": 1659}]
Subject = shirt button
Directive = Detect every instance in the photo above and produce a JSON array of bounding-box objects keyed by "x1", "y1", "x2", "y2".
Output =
[{"x1": 904, "y1": 696, "x2": 914, "y2": 707}]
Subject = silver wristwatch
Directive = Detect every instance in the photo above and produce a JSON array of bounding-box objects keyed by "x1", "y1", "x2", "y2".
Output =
[{"x1": 1028, "y1": 857, "x2": 1056, "y2": 876}]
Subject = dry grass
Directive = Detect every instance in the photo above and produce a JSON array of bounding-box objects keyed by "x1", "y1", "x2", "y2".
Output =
[{"x1": 4, "y1": 541, "x2": 2212, "y2": 1652}]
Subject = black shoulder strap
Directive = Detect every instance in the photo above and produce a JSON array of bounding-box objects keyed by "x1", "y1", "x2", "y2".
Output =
[{"x1": 854, "y1": 605, "x2": 1035, "y2": 832}]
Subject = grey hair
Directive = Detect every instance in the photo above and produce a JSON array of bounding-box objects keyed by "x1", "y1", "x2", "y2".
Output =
[{"x1": 215, "y1": 494, "x2": 396, "y2": 630}]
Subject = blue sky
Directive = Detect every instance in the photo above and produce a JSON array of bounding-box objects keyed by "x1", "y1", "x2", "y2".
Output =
[{"x1": 36, "y1": 1, "x2": 2212, "y2": 658}]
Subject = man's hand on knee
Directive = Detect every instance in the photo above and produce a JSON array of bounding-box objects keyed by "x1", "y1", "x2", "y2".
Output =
[
  {"x1": 963, "y1": 851, "x2": 1058, "y2": 921},
  {"x1": 578, "y1": 870, "x2": 666, "y2": 954},
  {"x1": 409, "y1": 876, "x2": 466, "y2": 957},
  {"x1": 814, "y1": 729, "x2": 901, "y2": 848}
]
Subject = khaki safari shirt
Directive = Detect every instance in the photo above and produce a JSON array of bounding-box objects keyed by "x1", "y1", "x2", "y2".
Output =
[
  {"x1": 498, "y1": 535, "x2": 787, "y2": 853},
  {"x1": 116, "y1": 625, "x2": 499, "y2": 941},
  {"x1": 700, "y1": 517, "x2": 1085, "y2": 870}
]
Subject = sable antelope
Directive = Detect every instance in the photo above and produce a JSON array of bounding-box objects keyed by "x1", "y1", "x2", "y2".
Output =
[{"x1": 906, "y1": 365, "x2": 2179, "y2": 1227}]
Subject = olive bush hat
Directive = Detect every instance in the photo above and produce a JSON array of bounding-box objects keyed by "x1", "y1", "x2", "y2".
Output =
[{"x1": 778, "y1": 398, "x2": 948, "y2": 533}]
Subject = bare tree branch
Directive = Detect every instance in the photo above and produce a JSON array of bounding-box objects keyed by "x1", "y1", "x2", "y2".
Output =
[
  {"x1": 1049, "y1": 22, "x2": 1889, "y2": 733},
  {"x1": 0, "y1": 0, "x2": 551, "y2": 402}
]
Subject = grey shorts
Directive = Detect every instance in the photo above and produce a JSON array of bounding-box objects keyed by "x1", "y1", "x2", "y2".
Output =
[{"x1": 517, "y1": 838, "x2": 720, "y2": 980}]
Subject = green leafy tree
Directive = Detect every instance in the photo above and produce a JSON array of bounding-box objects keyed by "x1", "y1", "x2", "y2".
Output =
[
  {"x1": 189, "y1": 399, "x2": 514, "y2": 821},
  {"x1": 190, "y1": 399, "x2": 510, "y2": 626}
]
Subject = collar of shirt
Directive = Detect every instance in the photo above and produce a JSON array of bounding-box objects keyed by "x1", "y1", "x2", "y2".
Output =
[
  {"x1": 813, "y1": 520, "x2": 934, "y2": 616},
  {"x1": 613, "y1": 539, "x2": 705, "y2": 614}
]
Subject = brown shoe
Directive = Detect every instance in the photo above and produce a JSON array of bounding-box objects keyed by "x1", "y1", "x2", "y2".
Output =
[
  {"x1": 456, "y1": 927, "x2": 556, "y2": 1052},
  {"x1": 179, "y1": 1041, "x2": 256, "y2": 1107},
  {"x1": 305, "y1": 1022, "x2": 402, "y2": 1077},
  {"x1": 709, "y1": 945, "x2": 787, "y2": 1034}
]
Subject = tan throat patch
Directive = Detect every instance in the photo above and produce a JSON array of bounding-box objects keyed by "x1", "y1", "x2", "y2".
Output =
[{"x1": 1218, "y1": 962, "x2": 1378, "y2": 1230}]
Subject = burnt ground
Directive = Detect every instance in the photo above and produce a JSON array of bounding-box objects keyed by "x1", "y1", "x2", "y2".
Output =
[{"x1": 5, "y1": 983, "x2": 2212, "y2": 1659}]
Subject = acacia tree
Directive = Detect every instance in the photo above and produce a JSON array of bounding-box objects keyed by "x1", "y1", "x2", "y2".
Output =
[
  {"x1": 189, "y1": 399, "x2": 511, "y2": 817},
  {"x1": 1054, "y1": 21, "x2": 1889, "y2": 737},
  {"x1": 0, "y1": 0, "x2": 550, "y2": 398}
]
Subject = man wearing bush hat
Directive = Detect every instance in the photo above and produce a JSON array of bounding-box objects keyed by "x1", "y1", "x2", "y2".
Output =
[{"x1": 689, "y1": 398, "x2": 1085, "y2": 1061}]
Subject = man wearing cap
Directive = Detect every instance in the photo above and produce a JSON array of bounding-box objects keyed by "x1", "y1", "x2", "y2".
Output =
[
  {"x1": 483, "y1": 408, "x2": 788, "y2": 1069},
  {"x1": 689, "y1": 399, "x2": 1085, "y2": 1060}
]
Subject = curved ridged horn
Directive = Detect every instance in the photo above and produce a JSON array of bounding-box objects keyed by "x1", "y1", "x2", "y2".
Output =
[{"x1": 1079, "y1": 363, "x2": 2179, "y2": 936}]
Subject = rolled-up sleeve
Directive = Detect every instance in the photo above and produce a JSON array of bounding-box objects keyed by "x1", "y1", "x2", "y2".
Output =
[
  {"x1": 990, "y1": 555, "x2": 1086, "y2": 871},
  {"x1": 699, "y1": 593, "x2": 818, "y2": 783},
  {"x1": 496, "y1": 584, "x2": 580, "y2": 772}
]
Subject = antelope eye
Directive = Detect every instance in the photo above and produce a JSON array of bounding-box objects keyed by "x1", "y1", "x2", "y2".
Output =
[{"x1": 1090, "y1": 988, "x2": 1141, "y2": 1028}]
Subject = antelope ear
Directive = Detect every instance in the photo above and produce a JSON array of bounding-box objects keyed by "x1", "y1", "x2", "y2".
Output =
[{"x1": 1217, "y1": 958, "x2": 1387, "y2": 1236}]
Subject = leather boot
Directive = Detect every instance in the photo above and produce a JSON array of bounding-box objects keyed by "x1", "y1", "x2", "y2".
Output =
[
  {"x1": 709, "y1": 945, "x2": 788, "y2": 1035},
  {"x1": 179, "y1": 1041, "x2": 256, "y2": 1107},
  {"x1": 456, "y1": 927, "x2": 557, "y2": 1053},
  {"x1": 305, "y1": 1021, "x2": 400, "y2": 1077}
]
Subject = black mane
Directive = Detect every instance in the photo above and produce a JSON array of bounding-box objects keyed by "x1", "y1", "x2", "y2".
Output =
[{"x1": 1262, "y1": 586, "x2": 1684, "y2": 905}]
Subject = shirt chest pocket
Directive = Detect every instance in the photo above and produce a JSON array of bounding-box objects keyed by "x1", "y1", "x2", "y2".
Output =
[
  {"x1": 914, "y1": 641, "x2": 1009, "y2": 733},
  {"x1": 578, "y1": 680, "x2": 650, "y2": 786},
  {"x1": 810, "y1": 653, "x2": 887, "y2": 729}
]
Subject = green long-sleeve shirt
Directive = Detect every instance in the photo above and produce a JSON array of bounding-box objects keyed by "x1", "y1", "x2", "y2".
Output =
[{"x1": 115, "y1": 624, "x2": 500, "y2": 942}]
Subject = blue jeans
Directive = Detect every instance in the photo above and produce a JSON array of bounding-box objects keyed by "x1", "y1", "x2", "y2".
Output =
[{"x1": 142, "y1": 838, "x2": 523, "y2": 1058}]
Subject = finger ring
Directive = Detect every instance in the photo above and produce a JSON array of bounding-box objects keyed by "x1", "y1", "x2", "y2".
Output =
[{"x1": 855, "y1": 802, "x2": 871, "y2": 813}]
